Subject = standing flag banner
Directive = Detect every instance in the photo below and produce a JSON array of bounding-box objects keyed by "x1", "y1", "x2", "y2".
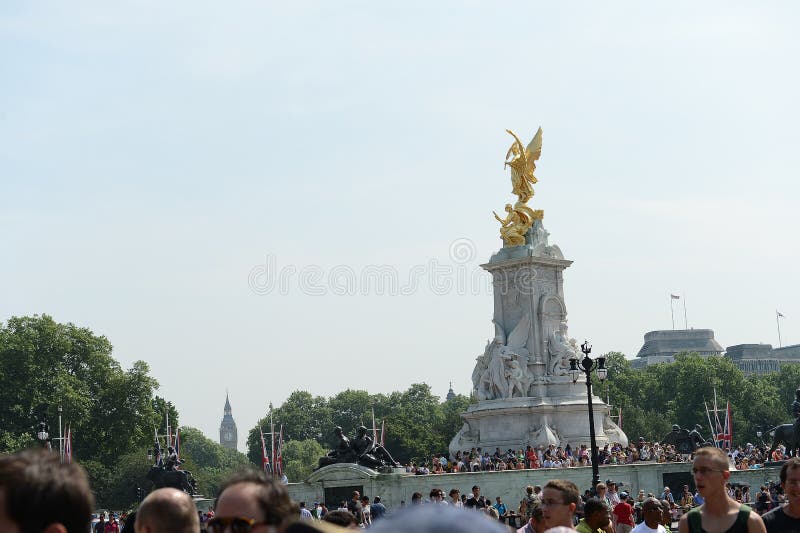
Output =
[
  {"x1": 64, "y1": 425, "x2": 72, "y2": 464},
  {"x1": 275, "y1": 425, "x2": 284, "y2": 478},
  {"x1": 380, "y1": 419, "x2": 385, "y2": 447},
  {"x1": 777, "y1": 310, "x2": 785, "y2": 348},
  {"x1": 259, "y1": 428, "x2": 272, "y2": 475},
  {"x1": 371, "y1": 408, "x2": 378, "y2": 443},
  {"x1": 270, "y1": 407, "x2": 276, "y2": 479},
  {"x1": 706, "y1": 389, "x2": 732, "y2": 449},
  {"x1": 174, "y1": 427, "x2": 180, "y2": 459}
]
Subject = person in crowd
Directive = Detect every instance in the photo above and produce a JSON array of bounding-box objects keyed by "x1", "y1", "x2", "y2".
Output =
[
  {"x1": 659, "y1": 500, "x2": 672, "y2": 533},
  {"x1": 761, "y1": 457, "x2": 800, "y2": 532},
  {"x1": 0, "y1": 449, "x2": 94, "y2": 533},
  {"x1": 322, "y1": 510, "x2": 359, "y2": 529},
  {"x1": 541, "y1": 479, "x2": 580, "y2": 530},
  {"x1": 595, "y1": 483, "x2": 611, "y2": 512},
  {"x1": 135, "y1": 488, "x2": 198, "y2": 533},
  {"x1": 633, "y1": 498, "x2": 667, "y2": 533},
  {"x1": 448, "y1": 489, "x2": 462, "y2": 507},
  {"x1": 678, "y1": 446, "x2": 766, "y2": 533},
  {"x1": 466, "y1": 485, "x2": 487, "y2": 509},
  {"x1": 208, "y1": 469, "x2": 298, "y2": 533},
  {"x1": 360, "y1": 496, "x2": 372, "y2": 525},
  {"x1": 298, "y1": 502, "x2": 313, "y2": 520},
  {"x1": 517, "y1": 505, "x2": 545, "y2": 533},
  {"x1": 614, "y1": 492, "x2": 635, "y2": 533},
  {"x1": 371, "y1": 496, "x2": 387, "y2": 520},
  {"x1": 576, "y1": 498, "x2": 612, "y2": 533},
  {"x1": 494, "y1": 497, "x2": 507, "y2": 518}
]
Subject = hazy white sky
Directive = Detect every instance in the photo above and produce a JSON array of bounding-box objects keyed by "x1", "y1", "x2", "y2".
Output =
[{"x1": 2, "y1": 1, "x2": 798, "y2": 451}]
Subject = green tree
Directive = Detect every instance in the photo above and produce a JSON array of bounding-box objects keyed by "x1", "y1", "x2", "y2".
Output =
[
  {"x1": 0, "y1": 315, "x2": 177, "y2": 507},
  {"x1": 178, "y1": 427, "x2": 249, "y2": 497},
  {"x1": 282, "y1": 439, "x2": 326, "y2": 482}
]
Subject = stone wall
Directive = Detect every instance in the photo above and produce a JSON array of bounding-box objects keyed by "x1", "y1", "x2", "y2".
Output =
[{"x1": 285, "y1": 462, "x2": 780, "y2": 509}]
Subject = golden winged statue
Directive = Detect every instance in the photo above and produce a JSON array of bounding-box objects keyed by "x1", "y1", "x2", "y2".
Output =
[
  {"x1": 504, "y1": 127, "x2": 542, "y2": 204},
  {"x1": 494, "y1": 127, "x2": 545, "y2": 247}
]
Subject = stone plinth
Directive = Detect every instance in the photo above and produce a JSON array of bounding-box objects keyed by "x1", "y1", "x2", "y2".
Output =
[{"x1": 450, "y1": 222, "x2": 626, "y2": 457}]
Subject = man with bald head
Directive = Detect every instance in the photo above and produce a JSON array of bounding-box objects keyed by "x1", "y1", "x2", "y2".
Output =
[
  {"x1": 208, "y1": 469, "x2": 298, "y2": 533},
  {"x1": 135, "y1": 488, "x2": 199, "y2": 533}
]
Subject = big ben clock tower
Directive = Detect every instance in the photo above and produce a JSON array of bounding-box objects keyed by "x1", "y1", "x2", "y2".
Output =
[{"x1": 219, "y1": 393, "x2": 238, "y2": 450}]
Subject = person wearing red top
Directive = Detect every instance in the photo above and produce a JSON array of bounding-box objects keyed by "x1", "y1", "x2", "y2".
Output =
[{"x1": 613, "y1": 492, "x2": 635, "y2": 533}]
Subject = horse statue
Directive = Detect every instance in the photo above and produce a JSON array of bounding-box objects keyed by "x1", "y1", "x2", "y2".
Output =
[
  {"x1": 146, "y1": 466, "x2": 197, "y2": 495},
  {"x1": 768, "y1": 424, "x2": 798, "y2": 458}
]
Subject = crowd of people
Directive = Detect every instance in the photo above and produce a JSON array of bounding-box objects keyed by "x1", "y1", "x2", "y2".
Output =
[
  {"x1": 2, "y1": 446, "x2": 800, "y2": 532},
  {"x1": 405, "y1": 440, "x2": 781, "y2": 475}
]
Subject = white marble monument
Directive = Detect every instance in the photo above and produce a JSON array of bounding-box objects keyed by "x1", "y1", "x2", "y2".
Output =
[{"x1": 450, "y1": 127, "x2": 626, "y2": 457}]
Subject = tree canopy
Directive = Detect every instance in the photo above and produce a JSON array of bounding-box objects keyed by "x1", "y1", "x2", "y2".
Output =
[
  {"x1": 595, "y1": 351, "x2": 798, "y2": 444},
  {"x1": 246, "y1": 384, "x2": 472, "y2": 479},
  {"x1": 0, "y1": 315, "x2": 249, "y2": 509}
]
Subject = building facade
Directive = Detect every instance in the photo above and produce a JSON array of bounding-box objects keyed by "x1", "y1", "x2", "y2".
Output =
[
  {"x1": 631, "y1": 328, "x2": 800, "y2": 375},
  {"x1": 219, "y1": 393, "x2": 238, "y2": 450}
]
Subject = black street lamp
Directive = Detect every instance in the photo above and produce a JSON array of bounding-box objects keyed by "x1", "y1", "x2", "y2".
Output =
[
  {"x1": 35, "y1": 420, "x2": 50, "y2": 448},
  {"x1": 569, "y1": 340, "x2": 607, "y2": 490}
]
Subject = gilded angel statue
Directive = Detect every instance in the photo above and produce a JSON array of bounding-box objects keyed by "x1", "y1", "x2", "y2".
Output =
[{"x1": 505, "y1": 127, "x2": 542, "y2": 203}]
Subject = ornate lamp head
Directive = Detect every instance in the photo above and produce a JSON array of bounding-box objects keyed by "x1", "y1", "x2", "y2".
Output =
[
  {"x1": 597, "y1": 356, "x2": 607, "y2": 382},
  {"x1": 569, "y1": 357, "x2": 580, "y2": 383}
]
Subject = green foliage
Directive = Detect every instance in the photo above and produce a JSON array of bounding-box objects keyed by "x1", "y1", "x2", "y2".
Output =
[
  {"x1": 178, "y1": 427, "x2": 250, "y2": 497},
  {"x1": 597, "y1": 351, "x2": 798, "y2": 445},
  {"x1": 282, "y1": 439, "x2": 326, "y2": 481},
  {"x1": 0, "y1": 315, "x2": 163, "y2": 466},
  {"x1": 246, "y1": 383, "x2": 469, "y2": 473},
  {"x1": 0, "y1": 315, "x2": 178, "y2": 509}
]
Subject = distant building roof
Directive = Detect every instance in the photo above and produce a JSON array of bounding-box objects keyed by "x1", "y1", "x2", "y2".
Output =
[{"x1": 636, "y1": 329, "x2": 724, "y2": 359}]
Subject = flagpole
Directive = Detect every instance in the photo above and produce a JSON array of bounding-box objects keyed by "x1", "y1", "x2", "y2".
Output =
[
  {"x1": 58, "y1": 404, "x2": 63, "y2": 464},
  {"x1": 777, "y1": 311, "x2": 783, "y2": 348},
  {"x1": 683, "y1": 293, "x2": 688, "y2": 329},
  {"x1": 270, "y1": 402, "x2": 275, "y2": 479},
  {"x1": 671, "y1": 296, "x2": 675, "y2": 330}
]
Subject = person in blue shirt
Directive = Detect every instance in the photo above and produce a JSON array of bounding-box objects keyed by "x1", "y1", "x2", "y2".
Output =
[{"x1": 495, "y1": 497, "x2": 508, "y2": 518}]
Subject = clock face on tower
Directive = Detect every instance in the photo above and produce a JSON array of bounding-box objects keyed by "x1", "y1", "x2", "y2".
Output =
[{"x1": 225, "y1": 432, "x2": 233, "y2": 440}]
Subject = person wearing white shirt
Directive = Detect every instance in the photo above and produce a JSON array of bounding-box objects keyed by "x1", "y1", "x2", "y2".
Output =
[{"x1": 632, "y1": 498, "x2": 667, "y2": 533}]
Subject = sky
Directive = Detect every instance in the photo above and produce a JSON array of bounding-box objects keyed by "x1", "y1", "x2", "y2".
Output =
[{"x1": 1, "y1": 1, "x2": 798, "y2": 451}]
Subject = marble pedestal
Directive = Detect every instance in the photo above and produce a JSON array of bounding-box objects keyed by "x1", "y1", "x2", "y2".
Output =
[{"x1": 450, "y1": 221, "x2": 626, "y2": 456}]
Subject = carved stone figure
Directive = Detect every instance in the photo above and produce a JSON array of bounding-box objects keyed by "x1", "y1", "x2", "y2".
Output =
[
  {"x1": 661, "y1": 425, "x2": 697, "y2": 455},
  {"x1": 527, "y1": 422, "x2": 560, "y2": 449},
  {"x1": 146, "y1": 466, "x2": 197, "y2": 495},
  {"x1": 548, "y1": 321, "x2": 578, "y2": 376},
  {"x1": 507, "y1": 357, "x2": 533, "y2": 397},
  {"x1": 474, "y1": 315, "x2": 532, "y2": 399},
  {"x1": 318, "y1": 426, "x2": 357, "y2": 467},
  {"x1": 317, "y1": 426, "x2": 400, "y2": 472},
  {"x1": 768, "y1": 424, "x2": 799, "y2": 457}
]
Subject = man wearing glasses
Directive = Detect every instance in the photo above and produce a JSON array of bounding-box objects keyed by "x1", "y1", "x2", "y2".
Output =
[
  {"x1": 678, "y1": 447, "x2": 766, "y2": 533},
  {"x1": 208, "y1": 470, "x2": 298, "y2": 533},
  {"x1": 633, "y1": 498, "x2": 667, "y2": 533},
  {"x1": 761, "y1": 457, "x2": 800, "y2": 532},
  {"x1": 540, "y1": 479, "x2": 580, "y2": 530}
]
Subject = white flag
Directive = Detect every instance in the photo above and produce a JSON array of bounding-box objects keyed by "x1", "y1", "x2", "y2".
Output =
[{"x1": 670, "y1": 294, "x2": 680, "y2": 300}]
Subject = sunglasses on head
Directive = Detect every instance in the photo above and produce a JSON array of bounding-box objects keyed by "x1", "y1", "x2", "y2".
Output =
[{"x1": 207, "y1": 516, "x2": 269, "y2": 533}]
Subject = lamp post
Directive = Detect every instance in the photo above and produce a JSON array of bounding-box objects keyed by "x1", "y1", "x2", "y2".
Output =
[
  {"x1": 36, "y1": 420, "x2": 50, "y2": 449},
  {"x1": 569, "y1": 340, "x2": 607, "y2": 490}
]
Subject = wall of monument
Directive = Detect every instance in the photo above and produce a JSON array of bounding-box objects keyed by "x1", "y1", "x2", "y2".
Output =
[{"x1": 285, "y1": 462, "x2": 780, "y2": 509}]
